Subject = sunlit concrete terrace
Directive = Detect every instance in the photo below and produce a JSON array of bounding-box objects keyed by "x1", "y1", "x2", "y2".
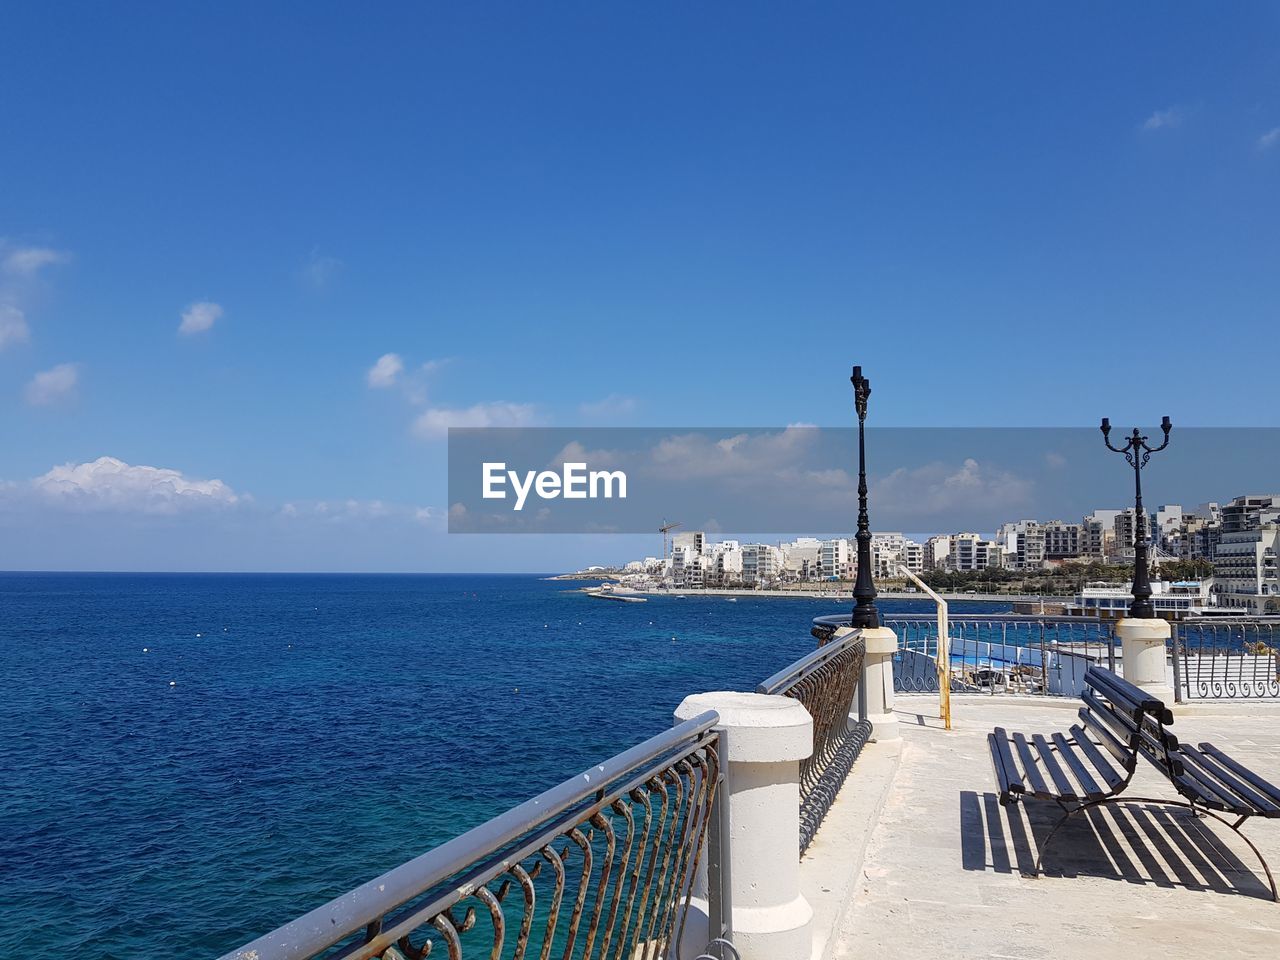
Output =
[{"x1": 811, "y1": 696, "x2": 1280, "y2": 960}]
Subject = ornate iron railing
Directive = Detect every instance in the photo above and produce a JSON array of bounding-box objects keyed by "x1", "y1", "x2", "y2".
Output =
[
  {"x1": 813, "y1": 614, "x2": 1115, "y2": 698},
  {"x1": 758, "y1": 628, "x2": 871, "y2": 853},
  {"x1": 1173, "y1": 619, "x2": 1280, "y2": 700},
  {"x1": 218, "y1": 712, "x2": 727, "y2": 960}
]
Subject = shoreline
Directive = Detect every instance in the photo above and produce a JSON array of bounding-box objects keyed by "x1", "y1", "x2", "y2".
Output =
[{"x1": 635, "y1": 586, "x2": 1071, "y2": 604}]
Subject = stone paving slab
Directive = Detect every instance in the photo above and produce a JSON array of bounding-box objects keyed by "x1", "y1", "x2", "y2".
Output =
[{"x1": 833, "y1": 698, "x2": 1280, "y2": 960}]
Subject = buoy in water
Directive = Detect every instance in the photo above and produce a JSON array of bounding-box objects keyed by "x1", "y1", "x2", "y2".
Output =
[
  {"x1": 169, "y1": 680, "x2": 176, "y2": 687},
  {"x1": 143, "y1": 647, "x2": 149, "y2": 653}
]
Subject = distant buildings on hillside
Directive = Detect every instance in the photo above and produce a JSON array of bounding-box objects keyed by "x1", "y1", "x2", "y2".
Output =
[{"x1": 614, "y1": 492, "x2": 1280, "y2": 614}]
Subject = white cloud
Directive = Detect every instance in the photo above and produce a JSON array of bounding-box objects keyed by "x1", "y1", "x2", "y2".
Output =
[
  {"x1": 0, "y1": 304, "x2": 29, "y2": 351},
  {"x1": 178, "y1": 301, "x2": 223, "y2": 335},
  {"x1": 871, "y1": 457, "x2": 1031, "y2": 519},
  {"x1": 32, "y1": 456, "x2": 239, "y2": 513},
  {"x1": 1258, "y1": 128, "x2": 1280, "y2": 151},
  {"x1": 1, "y1": 244, "x2": 69, "y2": 277},
  {"x1": 367, "y1": 352, "x2": 405, "y2": 388},
  {"x1": 24, "y1": 363, "x2": 79, "y2": 406},
  {"x1": 300, "y1": 249, "x2": 344, "y2": 290},
  {"x1": 412, "y1": 401, "x2": 539, "y2": 438},
  {"x1": 1142, "y1": 107, "x2": 1182, "y2": 132},
  {"x1": 580, "y1": 393, "x2": 638, "y2": 419}
]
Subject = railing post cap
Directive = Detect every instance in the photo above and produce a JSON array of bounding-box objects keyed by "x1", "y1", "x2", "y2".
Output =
[
  {"x1": 675, "y1": 691, "x2": 813, "y2": 763},
  {"x1": 859, "y1": 625, "x2": 899, "y2": 654},
  {"x1": 1116, "y1": 618, "x2": 1172, "y2": 640}
]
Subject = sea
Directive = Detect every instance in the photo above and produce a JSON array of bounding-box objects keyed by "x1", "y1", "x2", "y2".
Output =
[{"x1": 0, "y1": 572, "x2": 1008, "y2": 959}]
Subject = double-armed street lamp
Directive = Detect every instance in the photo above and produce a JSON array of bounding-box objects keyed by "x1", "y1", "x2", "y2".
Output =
[
  {"x1": 851, "y1": 366, "x2": 880, "y2": 629},
  {"x1": 1099, "y1": 415, "x2": 1172, "y2": 619}
]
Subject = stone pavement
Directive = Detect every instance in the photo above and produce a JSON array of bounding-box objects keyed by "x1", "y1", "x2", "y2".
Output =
[{"x1": 830, "y1": 696, "x2": 1280, "y2": 960}]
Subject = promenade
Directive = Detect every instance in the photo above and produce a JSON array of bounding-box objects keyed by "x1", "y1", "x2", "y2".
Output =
[{"x1": 825, "y1": 697, "x2": 1280, "y2": 960}]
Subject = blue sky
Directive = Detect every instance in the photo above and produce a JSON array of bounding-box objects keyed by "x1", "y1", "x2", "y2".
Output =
[{"x1": 2, "y1": 4, "x2": 1278, "y2": 570}]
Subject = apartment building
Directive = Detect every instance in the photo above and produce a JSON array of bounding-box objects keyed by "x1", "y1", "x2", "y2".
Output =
[
  {"x1": 1082, "y1": 509, "x2": 1121, "y2": 560},
  {"x1": 741, "y1": 543, "x2": 783, "y2": 585},
  {"x1": 1042, "y1": 520, "x2": 1083, "y2": 561},
  {"x1": 672, "y1": 530, "x2": 707, "y2": 556},
  {"x1": 1214, "y1": 525, "x2": 1280, "y2": 614},
  {"x1": 781, "y1": 537, "x2": 822, "y2": 580},
  {"x1": 819, "y1": 538, "x2": 852, "y2": 580},
  {"x1": 924, "y1": 535, "x2": 953, "y2": 571},
  {"x1": 670, "y1": 545, "x2": 705, "y2": 589},
  {"x1": 1221, "y1": 494, "x2": 1280, "y2": 533},
  {"x1": 949, "y1": 532, "x2": 1000, "y2": 572}
]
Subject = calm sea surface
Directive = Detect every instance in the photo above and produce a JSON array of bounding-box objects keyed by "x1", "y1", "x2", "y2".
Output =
[{"x1": 0, "y1": 573, "x2": 1007, "y2": 958}]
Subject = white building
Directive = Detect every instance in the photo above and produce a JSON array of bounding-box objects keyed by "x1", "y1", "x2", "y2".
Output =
[
  {"x1": 1214, "y1": 527, "x2": 1280, "y2": 614},
  {"x1": 707, "y1": 542, "x2": 743, "y2": 586},
  {"x1": 1155, "y1": 505, "x2": 1184, "y2": 551},
  {"x1": 1042, "y1": 520, "x2": 1083, "y2": 562},
  {"x1": 870, "y1": 532, "x2": 923, "y2": 577},
  {"x1": 1082, "y1": 509, "x2": 1122, "y2": 561},
  {"x1": 670, "y1": 545, "x2": 706, "y2": 589},
  {"x1": 672, "y1": 531, "x2": 707, "y2": 557},
  {"x1": 741, "y1": 543, "x2": 783, "y2": 586},
  {"x1": 924, "y1": 535, "x2": 953, "y2": 571},
  {"x1": 781, "y1": 537, "x2": 822, "y2": 580},
  {"x1": 818, "y1": 538, "x2": 851, "y2": 580},
  {"x1": 949, "y1": 533, "x2": 1000, "y2": 572}
]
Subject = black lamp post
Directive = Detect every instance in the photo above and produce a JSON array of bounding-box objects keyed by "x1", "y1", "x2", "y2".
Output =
[
  {"x1": 1100, "y1": 415, "x2": 1172, "y2": 619},
  {"x1": 850, "y1": 365, "x2": 879, "y2": 629}
]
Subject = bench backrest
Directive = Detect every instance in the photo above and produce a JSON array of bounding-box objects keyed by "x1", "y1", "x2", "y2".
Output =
[{"x1": 1079, "y1": 666, "x2": 1181, "y2": 778}]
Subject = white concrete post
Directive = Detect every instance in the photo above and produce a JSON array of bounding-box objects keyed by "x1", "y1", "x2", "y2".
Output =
[
  {"x1": 674, "y1": 691, "x2": 813, "y2": 960},
  {"x1": 1116, "y1": 617, "x2": 1173, "y2": 701},
  {"x1": 859, "y1": 626, "x2": 901, "y2": 742}
]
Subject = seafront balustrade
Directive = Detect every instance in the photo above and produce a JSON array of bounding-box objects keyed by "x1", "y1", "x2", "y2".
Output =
[
  {"x1": 1174, "y1": 619, "x2": 1280, "y2": 700},
  {"x1": 219, "y1": 713, "x2": 726, "y2": 960},
  {"x1": 757, "y1": 628, "x2": 872, "y2": 852},
  {"x1": 815, "y1": 613, "x2": 1117, "y2": 699},
  {"x1": 220, "y1": 626, "x2": 876, "y2": 960}
]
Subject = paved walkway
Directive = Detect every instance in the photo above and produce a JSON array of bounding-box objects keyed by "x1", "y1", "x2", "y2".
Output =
[{"x1": 832, "y1": 697, "x2": 1280, "y2": 960}]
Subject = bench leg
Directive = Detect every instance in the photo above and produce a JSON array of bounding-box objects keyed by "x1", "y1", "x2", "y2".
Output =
[
  {"x1": 1030, "y1": 796, "x2": 1193, "y2": 879},
  {"x1": 1218, "y1": 813, "x2": 1279, "y2": 903},
  {"x1": 1028, "y1": 798, "x2": 1279, "y2": 902}
]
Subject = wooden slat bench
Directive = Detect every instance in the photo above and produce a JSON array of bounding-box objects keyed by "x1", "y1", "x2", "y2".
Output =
[{"x1": 988, "y1": 664, "x2": 1280, "y2": 899}]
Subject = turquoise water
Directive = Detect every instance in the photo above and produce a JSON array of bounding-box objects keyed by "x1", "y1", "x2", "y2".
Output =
[{"x1": 0, "y1": 573, "x2": 979, "y2": 958}]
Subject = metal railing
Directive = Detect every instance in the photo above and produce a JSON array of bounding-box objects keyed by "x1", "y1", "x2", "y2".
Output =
[
  {"x1": 1173, "y1": 619, "x2": 1280, "y2": 700},
  {"x1": 758, "y1": 629, "x2": 872, "y2": 853},
  {"x1": 814, "y1": 613, "x2": 1116, "y2": 699},
  {"x1": 219, "y1": 712, "x2": 727, "y2": 960},
  {"x1": 888, "y1": 615, "x2": 1115, "y2": 697}
]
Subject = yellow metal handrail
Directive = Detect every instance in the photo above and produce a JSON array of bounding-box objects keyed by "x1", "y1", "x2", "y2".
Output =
[{"x1": 898, "y1": 565, "x2": 951, "y2": 730}]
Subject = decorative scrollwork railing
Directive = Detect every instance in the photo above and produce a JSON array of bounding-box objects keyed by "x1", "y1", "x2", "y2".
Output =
[
  {"x1": 1174, "y1": 620, "x2": 1280, "y2": 700},
  {"x1": 219, "y1": 712, "x2": 724, "y2": 960},
  {"x1": 758, "y1": 628, "x2": 870, "y2": 854}
]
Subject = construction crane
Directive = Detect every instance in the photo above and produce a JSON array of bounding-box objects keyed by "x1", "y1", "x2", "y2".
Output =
[{"x1": 659, "y1": 519, "x2": 682, "y2": 560}]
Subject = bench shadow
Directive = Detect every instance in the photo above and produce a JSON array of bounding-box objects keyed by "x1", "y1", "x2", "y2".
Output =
[{"x1": 958, "y1": 790, "x2": 1272, "y2": 900}]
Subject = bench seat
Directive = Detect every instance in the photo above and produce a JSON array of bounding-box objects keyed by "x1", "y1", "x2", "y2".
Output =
[{"x1": 1171, "y1": 742, "x2": 1280, "y2": 818}]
